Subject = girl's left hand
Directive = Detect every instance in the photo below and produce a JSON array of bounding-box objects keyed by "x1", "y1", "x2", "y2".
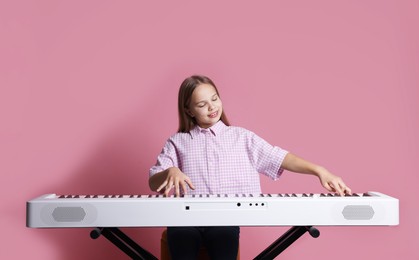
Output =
[{"x1": 317, "y1": 167, "x2": 352, "y2": 196}]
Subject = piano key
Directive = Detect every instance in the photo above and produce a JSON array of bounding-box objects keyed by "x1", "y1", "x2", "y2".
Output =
[
  {"x1": 51, "y1": 192, "x2": 379, "y2": 199},
  {"x1": 45, "y1": 192, "x2": 381, "y2": 200}
]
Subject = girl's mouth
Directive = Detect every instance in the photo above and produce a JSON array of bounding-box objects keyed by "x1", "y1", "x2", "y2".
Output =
[{"x1": 209, "y1": 111, "x2": 218, "y2": 118}]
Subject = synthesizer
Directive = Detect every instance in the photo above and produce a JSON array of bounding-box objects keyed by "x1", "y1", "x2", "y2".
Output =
[{"x1": 26, "y1": 192, "x2": 399, "y2": 228}]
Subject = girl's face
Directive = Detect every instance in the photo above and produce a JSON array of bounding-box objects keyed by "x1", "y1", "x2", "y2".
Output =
[{"x1": 188, "y1": 83, "x2": 223, "y2": 129}]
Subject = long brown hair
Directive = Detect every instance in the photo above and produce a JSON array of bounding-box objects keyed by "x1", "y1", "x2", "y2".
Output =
[{"x1": 178, "y1": 75, "x2": 230, "y2": 133}]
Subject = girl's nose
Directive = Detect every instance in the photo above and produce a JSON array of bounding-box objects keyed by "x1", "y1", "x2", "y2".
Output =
[{"x1": 208, "y1": 102, "x2": 215, "y2": 111}]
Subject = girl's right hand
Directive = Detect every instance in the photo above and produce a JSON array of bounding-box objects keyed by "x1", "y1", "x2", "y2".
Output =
[{"x1": 157, "y1": 167, "x2": 195, "y2": 197}]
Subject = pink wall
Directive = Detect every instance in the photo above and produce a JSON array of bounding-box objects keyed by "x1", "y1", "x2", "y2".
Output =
[{"x1": 1, "y1": 0, "x2": 418, "y2": 259}]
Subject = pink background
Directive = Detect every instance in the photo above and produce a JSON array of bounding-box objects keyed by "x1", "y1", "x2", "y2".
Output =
[{"x1": 1, "y1": 0, "x2": 418, "y2": 259}]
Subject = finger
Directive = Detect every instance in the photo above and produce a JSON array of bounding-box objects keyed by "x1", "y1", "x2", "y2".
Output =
[
  {"x1": 180, "y1": 180, "x2": 188, "y2": 195},
  {"x1": 342, "y1": 185, "x2": 352, "y2": 195},
  {"x1": 333, "y1": 182, "x2": 346, "y2": 196},
  {"x1": 322, "y1": 181, "x2": 335, "y2": 193},
  {"x1": 157, "y1": 180, "x2": 168, "y2": 193},
  {"x1": 164, "y1": 182, "x2": 174, "y2": 197},
  {"x1": 336, "y1": 180, "x2": 351, "y2": 196},
  {"x1": 185, "y1": 178, "x2": 195, "y2": 190},
  {"x1": 338, "y1": 180, "x2": 351, "y2": 195},
  {"x1": 174, "y1": 180, "x2": 180, "y2": 197},
  {"x1": 327, "y1": 181, "x2": 342, "y2": 196}
]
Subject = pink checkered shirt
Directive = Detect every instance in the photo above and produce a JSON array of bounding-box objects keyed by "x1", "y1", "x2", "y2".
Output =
[{"x1": 149, "y1": 121, "x2": 288, "y2": 195}]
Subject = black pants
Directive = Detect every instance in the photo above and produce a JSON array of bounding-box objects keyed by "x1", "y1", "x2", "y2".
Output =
[{"x1": 167, "y1": 226, "x2": 240, "y2": 260}]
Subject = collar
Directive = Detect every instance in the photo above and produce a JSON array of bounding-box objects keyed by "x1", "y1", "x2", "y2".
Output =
[{"x1": 190, "y1": 120, "x2": 227, "y2": 139}]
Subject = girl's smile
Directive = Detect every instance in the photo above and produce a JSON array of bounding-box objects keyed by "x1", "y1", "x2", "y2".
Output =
[{"x1": 209, "y1": 111, "x2": 218, "y2": 118}]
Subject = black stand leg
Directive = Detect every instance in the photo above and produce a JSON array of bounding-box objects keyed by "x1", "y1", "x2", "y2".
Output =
[
  {"x1": 254, "y1": 226, "x2": 320, "y2": 260},
  {"x1": 90, "y1": 226, "x2": 318, "y2": 259},
  {"x1": 90, "y1": 227, "x2": 158, "y2": 260}
]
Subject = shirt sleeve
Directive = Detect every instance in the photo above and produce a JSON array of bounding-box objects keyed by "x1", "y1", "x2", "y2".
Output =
[
  {"x1": 247, "y1": 131, "x2": 288, "y2": 180},
  {"x1": 149, "y1": 139, "x2": 179, "y2": 177}
]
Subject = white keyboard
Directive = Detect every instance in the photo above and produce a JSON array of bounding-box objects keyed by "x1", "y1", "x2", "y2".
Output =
[{"x1": 26, "y1": 191, "x2": 399, "y2": 228}]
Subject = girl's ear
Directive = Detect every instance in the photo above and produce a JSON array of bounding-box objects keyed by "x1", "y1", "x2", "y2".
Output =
[{"x1": 186, "y1": 109, "x2": 194, "y2": 117}]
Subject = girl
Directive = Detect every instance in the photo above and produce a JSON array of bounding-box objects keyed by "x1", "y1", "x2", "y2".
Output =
[{"x1": 149, "y1": 75, "x2": 351, "y2": 260}]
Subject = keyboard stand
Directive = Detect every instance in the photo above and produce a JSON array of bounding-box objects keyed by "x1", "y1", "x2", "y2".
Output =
[
  {"x1": 90, "y1": 227, "x2": 158, "y2": 260},
  {"x1": 254, "y1": 226, "x2": 320, "y2": 260},
  {"x1": 90, "y1": 226, "x2": 319, "y2": 260}
]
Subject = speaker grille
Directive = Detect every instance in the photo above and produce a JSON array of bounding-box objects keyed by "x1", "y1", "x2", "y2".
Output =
[
  {"x1": 40, "y1": 203, "x2": 97, "y2": 226},
  {"x1": 52, "y1": 207, "x2": 86, "y2": 222},
  {"x1": 342, "y1": 205, "x2": 375, "y2": 220}
]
